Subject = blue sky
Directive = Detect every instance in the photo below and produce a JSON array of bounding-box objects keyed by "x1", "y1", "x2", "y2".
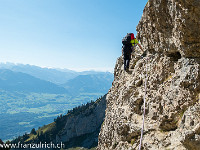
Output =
[{"x1": 0, "y1": 0, "x2": 148, "y2": 72}]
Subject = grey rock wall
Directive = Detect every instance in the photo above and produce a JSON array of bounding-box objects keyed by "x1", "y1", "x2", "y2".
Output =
[
  {"x1": 97, "y1": 0, "x2": 200, "y2": 149},
  {"x1": 56, "y1": 95, "x2": 106, "y2": 145},
  {"x1": 137, "y1": 0, "x2": 200, "y2": 58}
]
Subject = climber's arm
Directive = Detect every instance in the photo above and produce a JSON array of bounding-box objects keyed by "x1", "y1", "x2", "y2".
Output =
[{"x1": 137, "y1": 43, "x2": 144, "y2": 52}]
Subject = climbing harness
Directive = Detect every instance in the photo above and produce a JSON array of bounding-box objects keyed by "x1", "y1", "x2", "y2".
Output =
[{"x1": 138, "y1": 56, "x2": 148, "y2": 150}]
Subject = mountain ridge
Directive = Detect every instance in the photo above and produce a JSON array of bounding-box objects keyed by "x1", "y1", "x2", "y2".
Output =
[
  {"x1": 0, "y1": 62, "x2": 113, "y2": 84},
  {"x1": 62, "y1": 73, "x2": 113, "y2": 96},
  {"x1": 0, "y1": 69, "x2": 67, "y2": 94},
  {"x1": 0, "y1": 65, "x2": 113, "y2": 141}
]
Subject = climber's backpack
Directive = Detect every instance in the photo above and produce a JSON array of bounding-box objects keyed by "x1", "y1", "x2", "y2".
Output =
[
  {"x1": 122, "y1": 33, "x2": 133, "y2": 55},
  {"x1": 122, "y1": 33, "x2": 132, "y2": 45}
]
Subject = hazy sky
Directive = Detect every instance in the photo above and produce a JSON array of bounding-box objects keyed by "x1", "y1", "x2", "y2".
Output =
[{"x1": 0, "y1": 0, "x2": 148, "y2": 72}]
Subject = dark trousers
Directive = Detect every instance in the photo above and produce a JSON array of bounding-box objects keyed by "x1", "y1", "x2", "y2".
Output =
[{"x1": 124, "y1": 54, "x2": 131, "y2": 71}]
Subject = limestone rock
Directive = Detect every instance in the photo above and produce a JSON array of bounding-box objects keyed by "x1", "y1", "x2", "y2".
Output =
[
  {"x1": 97, "y1": 0, "x2": 200, "y2": 149},
  {"x1": 56, "y1": 95, "x2": 106, "y2": 146},
  {"x1": 137, "y1": 0, "x2": 200, "y2": 58}
]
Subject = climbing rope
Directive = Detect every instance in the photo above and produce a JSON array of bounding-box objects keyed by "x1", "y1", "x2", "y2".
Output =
[{"x1": 138, "y1": 56, "x2": 148, "y2": 150}]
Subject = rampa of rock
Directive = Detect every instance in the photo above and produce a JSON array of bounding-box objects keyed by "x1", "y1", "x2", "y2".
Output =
[{"x1": 97, "y1": 0, "x2": 200, "y2": 150}]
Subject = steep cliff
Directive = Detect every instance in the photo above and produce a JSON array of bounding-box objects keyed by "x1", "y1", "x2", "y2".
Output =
[
  {"x1": 98, "y1": 0, "x2": 200, "y2": 149},
  {"x1": 56, "y1": 95, "x2": 106, "y2": 149}
]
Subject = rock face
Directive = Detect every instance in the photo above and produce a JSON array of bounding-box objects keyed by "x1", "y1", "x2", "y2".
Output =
[
  {"x1": 97, "y1": 0, "x2": 200, "y2": 149},
  {"x1": 56, "y1": 95, "x2": 106, "y2": 148},
  {"x1": 137, "y1": 0, "x2": 200, "y2": 58}
]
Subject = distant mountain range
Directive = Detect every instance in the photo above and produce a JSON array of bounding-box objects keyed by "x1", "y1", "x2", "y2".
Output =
[
  {"x1": 0, "y1": 63, "x2": 113, "y2": 141},
  {"x1": 0, "y1": 69, "x2": 67, "y2": 94},
  {"x1": 62, "y1": 73, "x2": 113, "y2": 96},
  {"x1": 0, "y1": 68, "x2": 113, "y2": 95},
  {"x1": 0, "y1": 63, "x2": 114, "y2": 95},
  {"x1": 0, "y1": 62, "x2": 113, "y2": 84}
]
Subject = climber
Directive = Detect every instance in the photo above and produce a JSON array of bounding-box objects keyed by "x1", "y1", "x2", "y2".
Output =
[{"x1": 122, "y1": 33, "x2": 144, "y2": 71}]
